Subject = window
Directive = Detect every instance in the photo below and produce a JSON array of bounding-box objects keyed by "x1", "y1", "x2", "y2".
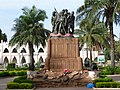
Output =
[{"x1": 3, "y1": 48, "x2": 9, "y2": 53}]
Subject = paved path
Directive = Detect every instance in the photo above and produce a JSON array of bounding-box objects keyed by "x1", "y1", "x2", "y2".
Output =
[
  {"x1": 35, "y1": 87, "x2": 93, "y2": 90},
  {"x1": 1, "y1": 75, "x2": 120, "y2": 90},
  {"x1": 107, "y1": 75, "x2": 120, "y2": 82},
  {"x1": 0, "y1": 77, "x2": 16, "y2": 90}
]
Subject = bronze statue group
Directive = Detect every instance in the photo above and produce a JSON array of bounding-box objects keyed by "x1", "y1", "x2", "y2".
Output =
[{"x1": 50, "y1": 9, "x2": 75, "y2": 37}]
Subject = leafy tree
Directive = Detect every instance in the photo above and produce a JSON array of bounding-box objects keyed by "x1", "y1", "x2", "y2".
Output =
[
  {"x1": 76, "y1": 0, "x2": 120, "y2": 67},
  {"x1": 0, "y1": 29, "x2": 7, "y2": 42},
  {"x1": 74, "y1": 18, "x2": 110, "y2": 65},
  {"x1": 9, "y1": 6, "x2": 50, "y2": 71},
  {"x1": 2, "y1": 33, "x2": 7, "y2": 42}
]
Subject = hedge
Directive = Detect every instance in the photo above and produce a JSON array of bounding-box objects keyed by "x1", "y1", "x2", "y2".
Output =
[
  {"x1": 7, "y1": 76, "x2": 33, "y2": 89},
  {"x1": 15, "y1": 70, "x2": 27, "y2": 76},
  {"x1": 19, "y1": 83, "x2": 33, "y2": 89},
  {"x1": 7, "y1": 82, "x2": 19, "y2": 89},
  {"x1": 99, "y1": 75, "x2": 107, "y2": 78},
  {"x1": 99, "y1": 66, "x2": 120, "y2": 75},
  {"x1": 96, "y1": 82, "x2": 120, "y2": 88},
  {"x1": 0, "y1": 71, "x2": 10, "y2": 77},
  {"x1": 94, "y1": 77, "x2": 113, "y2": 84},
  {"x1": 7, "y1": 82, "x2": 33, "y2": 89},
  {"x1": 99, "y1": 70, "x2": 111, "y2": 75},
  {"x1": 15, "y1": 75, "x2": 27, "y2": 80},
  {"x1": 0, "y1": 70, "x2": 26, "y2": 77},
  {"x1": 13, "y1": 75, "x2": 32, "y2": 83},
  {"x1": 9, "y1": 71, "x2": 16, "y2": 76}
]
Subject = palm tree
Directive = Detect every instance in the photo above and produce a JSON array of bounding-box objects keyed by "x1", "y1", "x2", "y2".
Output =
[
  {"x1": 74, "y1": 18, "x2": 110, "y2": 66},
  {"x1": 9, "y1": 6, "x2": 50, "y2": 71},
  {"x1": 114, "y1": 40, "x2": 120, "y2": 61},
  {"x1": 76, "y1": 0, "x2": 120, "y2": 67}
]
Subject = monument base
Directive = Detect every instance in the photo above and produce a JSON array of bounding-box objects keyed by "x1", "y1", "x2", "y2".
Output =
[{"x1": 45, "y1": 37, "x2": 83, "y2": 72}]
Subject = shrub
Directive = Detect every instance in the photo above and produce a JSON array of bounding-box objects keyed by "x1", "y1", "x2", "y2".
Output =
[
  {"x1": 99, "y1": 66, "x2": 120, "y2": 75},
  {"x1": 0, "y1": 70, "x2": 26, "y2": 77},
  {"x1": 99, "y1": 75, "x2": 107, "y2": 78},
  {"x1": 14, "y1": 79, "x2": 32, "y2": 83},
  {"x1": 17, "y1": 75, "x2": 27, "y2": 79},
  {"x1": 7, "y1": 82, "x2": 33, "y2": 89},
  {"x1": 13, "y1": 67, "x2": 28, "y2": 71},
  {"x1": 13, "y1": 75, "x2": 32, "y2": 83},
  {"x1": 96, "y1": 82, "x2": 120, "y2": 88},
  {"x1": 0, "y1": 71, "x2": 5, "y2": 77},
  {"x1": 104, "y1": 66, "x2": 115, "y2": 74},
  {"x1": 114, "y1": 66, "x2": 120, "y2": 74},
  {"x1": 19, "y1": 83, "x2": 33, "y2": 89},
  {"x1": 9, "y1": 71, "x2": 16, "y2": 76},
  {"x1": 99, "y1": 70, "x2": 112, "y2": 75},
  {"x1": 94, "y1": 77, "x2": 113, "y2": 84},
  {"x1": 7, "y1": 63, "x2": 15, "y2": 70},
  {"x1": 117, "y1": 83, "x2": 120, "y2": 88},
  {"x1": 13, "y1": 76, "x2": 26, "y2": 82},
  {"x1": 0, "y1": 71, "x2": 10, "y2": 77},
  {"x1": 16, "y1": 70, "x2": 27, "y2": 76},
  {"x1": 7, "y1": 82, "x2": 19, "y2": 89},
  {"x1": 3, "y1": 71, "x2": 10, "y2": 76},
  {"x1": 7, "y1": 76, "x2": 33, "y2": 89}
]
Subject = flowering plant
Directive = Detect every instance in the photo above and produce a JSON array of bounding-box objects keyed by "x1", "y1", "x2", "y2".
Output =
[{"x1": 63, "y1": 69, "x2": 71, "y2": 74}]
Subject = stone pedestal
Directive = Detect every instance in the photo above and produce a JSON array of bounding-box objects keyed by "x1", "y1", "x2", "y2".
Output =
[{"x1": 45, "y1": 38, "x2": 83, "y2": 72}]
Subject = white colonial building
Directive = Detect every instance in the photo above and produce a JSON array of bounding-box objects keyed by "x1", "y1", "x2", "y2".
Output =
[
  {"x1": 0, "y1": 40, "x2": 47, "y2": 67},
  {"x1": 0, "y1": 40, "x2": 99, "y2": 67},
  {"x1": 80, "y1": 43, "x2": 99, "y2": 61}
]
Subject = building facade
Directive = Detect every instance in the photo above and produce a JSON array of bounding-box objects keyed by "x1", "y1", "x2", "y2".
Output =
[
  {"x1": 0, "y1": 40, "x2": 98, "y2": 67},
  {"x1": 0, "y1": 40, "x2": 47, "y2": 67}
]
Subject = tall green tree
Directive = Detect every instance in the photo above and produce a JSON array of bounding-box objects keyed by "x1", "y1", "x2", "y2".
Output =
[
  {"x1": 9, "y1": 6, "x2": 50, "y2": 71},
  {"x1": 2, "y1": 33, "x2": 7, "y2": 42},
  {"x1": 74, "y1": 18, "x2": 110, "y2": 65},
  {"x1": 115, "y1": 40, "x2": 120, "y2": 61},
  {"x1": 0, "y1": 29, "x2": 7, "y2": 42},
  {"x1": 104, "y1": 40, "x2": 120, "y2": 62},
  {"x1": 76, "y1": 0, "x2": 120, "y2": 67}
]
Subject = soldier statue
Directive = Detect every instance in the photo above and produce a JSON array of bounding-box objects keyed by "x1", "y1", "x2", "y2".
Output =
[{"x1": 50, "y1": 9, "x2": 75, "y2": 37}]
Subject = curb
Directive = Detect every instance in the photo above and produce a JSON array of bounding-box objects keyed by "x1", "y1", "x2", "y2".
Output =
[{"x1": 93, "y1": 88, "x2": 120, "y2": 90}]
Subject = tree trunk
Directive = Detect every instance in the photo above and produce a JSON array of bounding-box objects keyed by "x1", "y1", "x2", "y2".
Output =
[
  {"x1": 28, "y1": 41, "x2": 35, "y2": 71},
  {"x1": 89, "y1": 46, "x2": 92, "y2": 66},
  {"x1": 86, "y1": 48, "x2": 88, "y2": 58},
  {"x1": 109, "y1": 21, "x2": 115, "y2": 68}
]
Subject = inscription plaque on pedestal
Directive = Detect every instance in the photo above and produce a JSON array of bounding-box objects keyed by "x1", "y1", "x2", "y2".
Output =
[{"x1": 45, "y1": 38, "x2": 83, "y2": 72}]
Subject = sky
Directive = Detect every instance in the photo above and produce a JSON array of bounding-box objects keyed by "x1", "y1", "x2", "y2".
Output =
[{"x1": 0, "y1": 0, "x2": 119, "y2": 41}]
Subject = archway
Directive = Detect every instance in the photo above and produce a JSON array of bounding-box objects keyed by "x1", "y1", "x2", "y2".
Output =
[
  {"x1": 21, "y1": 57, "x2": 26, "y2": 66},
  {"x1": 3, "y1": 48, "x2": 9, "y2": 53},
  {"x1": 39, "y1": 56, "x2": 44, "y2": 63},
  {"x1": 38, "y1": 48, "x2": 44, "y2": 53},
  {"x1": 20, "y1": 48, "x2": 26, "y2": 53},
  {"x1": 4, "y1": 57, "x2": 9, "y2": 68},
  {"x1": 12, "y1": 57, "x2": 17, "y2": 63},
  {"x1": 12, "y1": 48, "x2": 17, "y2": 53}
]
